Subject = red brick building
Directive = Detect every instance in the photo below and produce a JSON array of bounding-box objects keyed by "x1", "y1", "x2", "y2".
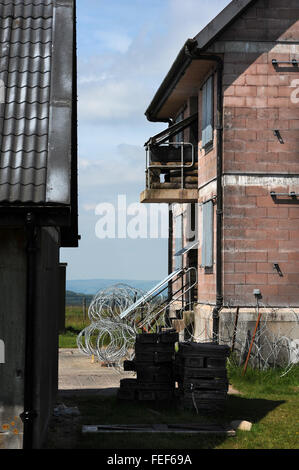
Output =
[{"x1": 141, "y1": 0, "x2": 299, "y2": 342}]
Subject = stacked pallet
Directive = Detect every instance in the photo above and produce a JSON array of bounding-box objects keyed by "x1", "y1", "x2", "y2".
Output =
[
  {"x1": 118, "y1": 330, "x2": 178, "y2": 402},
  {"x1": 175, "y1": 342, "x2": 230, "y2": 413}
]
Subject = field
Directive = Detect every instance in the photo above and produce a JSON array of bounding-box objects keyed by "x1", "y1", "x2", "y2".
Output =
[{"x1": 59, "y1": 306, "x2": 89, "y2": 348}]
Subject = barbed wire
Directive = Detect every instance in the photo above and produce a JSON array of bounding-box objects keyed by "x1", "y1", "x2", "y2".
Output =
[
  {"x1": 76, "y1": 283, "x2": 166, "y2": 370},
  {"x1": 77, "y1": 285, "x2": 299, "y2": 376},
  {"x1": 180, "y1": 301, "x2": 299, "y2": 377}
]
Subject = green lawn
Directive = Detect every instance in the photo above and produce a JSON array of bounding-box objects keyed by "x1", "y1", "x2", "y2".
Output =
[
  {"x1": 59, "y1": 306, "x2": 89, "y2": 348},
  {"x1": 46, "y1": 363, "x2": 299, "y2": 449}
]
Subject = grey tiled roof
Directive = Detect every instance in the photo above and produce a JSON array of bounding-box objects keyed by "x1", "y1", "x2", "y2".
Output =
[{"x1": 0, "y1": 0, "x2": 75, "y2": 205}]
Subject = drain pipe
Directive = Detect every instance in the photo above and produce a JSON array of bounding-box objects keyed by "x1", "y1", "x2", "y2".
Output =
[
  {"x1": 166, "y1": 204, "x2": 173, "y2": 328},
  {"x1": 20, "y1": 212, "x2": 39, "y2": 449},
  {"x1": 185, "y1": 42, "x2": 224, "y2": 344}
]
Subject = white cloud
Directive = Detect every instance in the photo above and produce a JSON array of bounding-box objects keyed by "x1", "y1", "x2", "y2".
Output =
[
  {"x1": 79, "y1": 144, "x2": 144, "y2": 190},
  {"x1": 82, "y1": 203, "x2": 98, "y2": 212},
  {"x1": 79, "y1": 80, "x2": 148, "y2": 121},
  {"x1": 94, "y1": 30, "x2": 133, "y2": 54},
  {"x1": 78, "y1": 0, "x2": 231, "y2": 125},
  {"x1": 78, "y1": 158, "x2": 92, "y2": 169},
  {"x1": 78, "y1": 73, "x2": 109, "y2": 85}
]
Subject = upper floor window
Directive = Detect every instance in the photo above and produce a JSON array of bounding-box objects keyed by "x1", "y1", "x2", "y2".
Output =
[
  {"x1": 202, "y1": 75, "x2": 214, "y2": 150},
  {"x1": 201, "y1": 200, "x2": 214, "y2": 269},
  {"x1": 174, "y1": 213, "x2": 183, "y2": 270}
]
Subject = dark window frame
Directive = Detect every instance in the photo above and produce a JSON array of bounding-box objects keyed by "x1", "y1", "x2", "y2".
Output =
[
  {"x1": 201, "y1": 200, "x2": 214, "y2": 269},
  {"x1": 201, "y1": 74, "x2": 214, "y2": 152},
  {"x1": 174, "y1": 213, "x2": 184, "y2": 270}
]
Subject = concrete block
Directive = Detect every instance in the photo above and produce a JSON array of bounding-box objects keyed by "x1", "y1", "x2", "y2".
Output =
[{"x1": 231, "y1": 420, "x2": 253, "y2": 431}]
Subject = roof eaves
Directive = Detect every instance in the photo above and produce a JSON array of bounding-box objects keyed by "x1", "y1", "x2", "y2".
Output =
[
  {"x1": 145, "y1": 0, "x2": 256, "y2": 122},
  {"x1": 145, "y1": 40, "x2": 194, "y2": 123}
]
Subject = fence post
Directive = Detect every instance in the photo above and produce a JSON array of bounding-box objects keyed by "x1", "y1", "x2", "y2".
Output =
[{"x1": 83, "y1": 297, "x2": 87, "y2": 324}]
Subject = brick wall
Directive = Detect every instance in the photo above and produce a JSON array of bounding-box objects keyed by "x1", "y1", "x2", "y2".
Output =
[
  {"x1": 220, "y1": 0, "x2": 299, "y2": 43},
  {"x1": 219, "y1": 0, "x2": 299, "y2": 307},
  {"x1": 170, "y1": 0, "x2": 299, "y2": 309},
  {"x1": 223, "y1": 49, "x2": 299, "y2": 175},
  {"x1": 223, "y1": 180, "x2": 299, "y2": 306},
  {"x1": 194, "y1": 0, "x2": 299, "y2": 308}
]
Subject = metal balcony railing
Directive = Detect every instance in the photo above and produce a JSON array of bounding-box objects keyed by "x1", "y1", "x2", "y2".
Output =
[{"x1": 145, "y1": 141, "x2": 195, "y2": 190}]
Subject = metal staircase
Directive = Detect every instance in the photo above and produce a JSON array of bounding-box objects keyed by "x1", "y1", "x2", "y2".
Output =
[{"x1": 120, "y1": 267, "x2": 198, "y2": 332}]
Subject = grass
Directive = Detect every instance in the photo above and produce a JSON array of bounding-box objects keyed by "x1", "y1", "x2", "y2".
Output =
[
  {"x1": 46, "y1": 363, "x2": 299, "y2": 450},
  {"x1": 57, "y1": 308, "x2": 299, "y2": 448},
  {"x1": 59, "y1": 306, "x2": 89, "y2": 348},
  {"x1": 218, "y1": 362, "x2": 299, "y2": 449}
]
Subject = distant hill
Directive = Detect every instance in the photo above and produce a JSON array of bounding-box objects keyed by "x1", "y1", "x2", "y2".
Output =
[
  {"x1": 66, "y1": 290, "x2": 93, "y2": 307},
  {"x1": 66, "y1": 278, "x2": 160, "y2": 296}
]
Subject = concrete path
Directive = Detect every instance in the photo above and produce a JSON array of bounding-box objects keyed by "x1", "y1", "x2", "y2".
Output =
[
  {"x1": 59, "y1": 348, "x2": 240, "y2": 396},
  {"x1": 58, "y1": 348, "x2": 134, "y2": 396}
]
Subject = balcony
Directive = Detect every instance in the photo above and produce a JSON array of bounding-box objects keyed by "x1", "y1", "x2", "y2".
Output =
[{"x1": 140, "y1": 114, "x2": 198, "y2": 204}]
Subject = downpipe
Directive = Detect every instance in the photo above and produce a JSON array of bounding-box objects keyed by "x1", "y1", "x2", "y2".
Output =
[
  {"x1": 20, "y1": 212, "x2": 39, "y2": 449},
  {"x1": 185, "y1": 42, "x2": 224, "y2": 344},
  {"x1": 166, "y1": 204, "x2": 173, "y2": 328}
]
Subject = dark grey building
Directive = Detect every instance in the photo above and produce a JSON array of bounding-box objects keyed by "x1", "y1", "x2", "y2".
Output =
[{"x1": 0, "y1": 0, "x2": 78, "y2": 449}]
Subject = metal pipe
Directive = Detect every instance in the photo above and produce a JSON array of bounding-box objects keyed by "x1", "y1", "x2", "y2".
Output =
[
  {"x1": 231, "y1": 307, "x2": 240, "y2": 352},
  {"x1": 185, "y1": 45, "x2": 224, "y2": 344},
  {"x1": 271, "y1": 192, "x2": 299, "y2": 197},
  {"x1": 20, "y1": 212, "x2": 39, "y2": 449},
  {"x1": 242, "y1": 299, "x2": 262, "y2": 376},
  {"x1": 181, "y1": 142, "x2": 184, "y2": 189},
  {"x1": 166, "y1": 204, "x2": 173, "y2": 327}
]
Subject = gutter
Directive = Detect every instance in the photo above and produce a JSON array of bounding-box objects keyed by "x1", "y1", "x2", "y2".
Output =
[
  {"x1": 184, "y1": 43, "x2": 224, "y2": 344},
  {"x1": 166, "y1": 204, "x2": 173, "y2": 328},
  {"x1": 145, "y1": 39, "x2": 195, "y2": 123}
]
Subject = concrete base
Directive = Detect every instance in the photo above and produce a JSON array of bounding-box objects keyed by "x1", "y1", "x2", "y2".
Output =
[
  {"x1": 140, "y1": 188, "x2": 198, "y2": 203},
  {"x1": 193, "y1": 304, "x2": 299, "y2": 365}
]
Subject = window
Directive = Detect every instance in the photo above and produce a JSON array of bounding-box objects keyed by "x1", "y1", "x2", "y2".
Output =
[
  {"x1": 201, "y1": 75, "x2": 214, "y2": 150},
  {"x1": 186, "y1": 203, "x2": 198, "y2": 243},
  {"x1": 201, "y1": 200, "x2": 214, "y2": 268},
  {"x1": 174, "y1": 214, "x2": 183, "y2": 270}
]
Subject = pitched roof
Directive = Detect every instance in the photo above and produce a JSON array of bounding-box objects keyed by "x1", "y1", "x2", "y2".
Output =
[
  {"x1": 193, "y1": 0, "x2": 254, "y2": 50},
  {"x1": 0, "y1": 0, "x2": 76, "y2": 206},
  {"x1": 145, "y1": 0, "x2": 255, "y2": 121}
]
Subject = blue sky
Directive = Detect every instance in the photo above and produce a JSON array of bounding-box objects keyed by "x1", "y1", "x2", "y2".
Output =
[{"x1": 61, "y1": 0, "x2": 231, "y2": 281}]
